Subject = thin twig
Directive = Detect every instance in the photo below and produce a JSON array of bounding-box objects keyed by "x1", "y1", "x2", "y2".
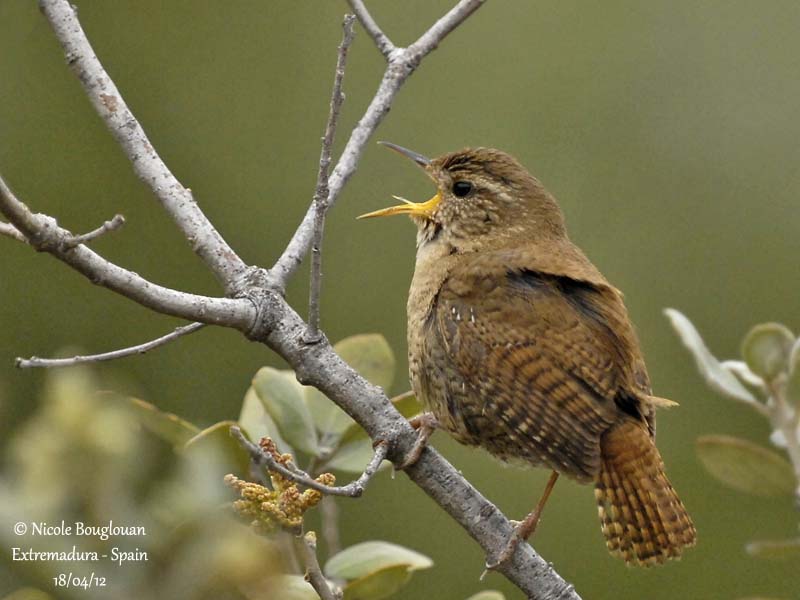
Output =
[
  {"x1": 407, "y1": 0, "x2": 487, "y2": 59},
  {"x1": 0, "y1": 221, "x2": 27, "y2": 243},
  {"x1": 231, "y1": 426, "x2": 388, "y2": 498},
  {"x1": 319, "y1": 496, "x2": 342, "y2": 557},
  {"x1": 64, "y1": 214, "x2": 126, "y2": 248},
  {"x1": 0, "y1": 174, "x2": 254, "y2": 329},
  {"x1": 15, "y1": 322, "x2": 205, "y2": 369},
  {"x1": 39, "y1": 0, "x2": 248, "y2": 293},
  {"x1": 346, "y1": 0, "x2": 395, "y2": 59},
  {"x1": 294, "y1": 531, "x2": 341, "y2": 600},
  {"x1": 268, "y1": 0, "x2": 487, "y2": 290},
  {"x1": 306, "y1": 15, "x2": 356, "y2": 343}
]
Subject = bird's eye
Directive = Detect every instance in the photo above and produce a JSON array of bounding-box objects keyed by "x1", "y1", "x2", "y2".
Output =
[{"x1": 452, "y1": 180, "x2": 473, "y2": 198}]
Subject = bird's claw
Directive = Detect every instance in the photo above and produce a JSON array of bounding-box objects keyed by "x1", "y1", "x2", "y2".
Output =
[
  {"x1": 483, "y1": 526, "x2": 524, "y2": 573},
  {"x1": 396, "y1": 412, "x2": 438, "y2": 470}
]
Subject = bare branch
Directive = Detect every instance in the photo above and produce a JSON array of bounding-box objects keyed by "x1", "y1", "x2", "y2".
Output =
[
  {"x1": 0, "y1": 221, "x2": 27, "y2": 244},
  {"x1": 0, "y1": 174, "x2": 254, "y2": 329},
  {"x1": 306, "y1": 15, "x2": 356, "y2": 343},
  {"x1": 232, "y1": 426, "x2": 388, "y2": 498},
  {"x1": 346, "y1": 0, "x2": 396, "y2": 59},
  {"x1": 38, "y1": 0, "x2": 248, "y2": 293},
  {"x1": 407, "y1": 0, "x2": 487, "y2": 58},
  {"x1": 268, "y1": 0, "x2": 488, "y2": 289},
  {"x1": 294, "y1": 532, "x2": 341, "y2": 600},
  {"x1": 16, "y1": 322, "x2": 205, "y2": 369},
  {"x1": 63, "y1": 214, "x2": 125, "y2": 248}
]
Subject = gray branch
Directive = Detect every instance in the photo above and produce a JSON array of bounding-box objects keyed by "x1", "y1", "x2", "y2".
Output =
[
  {"x1": 346, "y1": 0, "x2": 395, "y2": 59},
  {"x1": 268, "y1": 0, "x2": 487, "y2": 290},
  {"x1": 4, "y1": 1, "x2": 582, "y2": 598},
  {"x1": 0, "y1": 175, "x2": 254, "y2": 329},
  {"x1": 307, "y1": 15, "x2": 356, "y2": 343},
  {"x1": 16, "y1": 322, "x2": 205, "y2": 369},
  {"x1": 39, "y1": 0, "x2": 248, "y2": 294}
]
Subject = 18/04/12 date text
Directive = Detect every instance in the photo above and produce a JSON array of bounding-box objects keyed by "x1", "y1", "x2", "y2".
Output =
[{"x1": 53, "y1": 572, "x2": 106, "y2": 590}]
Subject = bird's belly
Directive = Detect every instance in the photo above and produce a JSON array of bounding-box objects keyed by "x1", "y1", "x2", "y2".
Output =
[{"x1": 408, "y1": 333, "x2": 549, "y2": 467}]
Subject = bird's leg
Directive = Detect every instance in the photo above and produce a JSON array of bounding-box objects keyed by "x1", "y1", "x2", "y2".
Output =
[
  {"x1": 396, "y1": 412, "x2": 439, "y2": 470},
  {"x1": 485, "y1": 470, "x2": 560, "y2": 571}
]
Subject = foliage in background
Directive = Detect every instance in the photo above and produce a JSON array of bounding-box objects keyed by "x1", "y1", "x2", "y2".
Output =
[
  {"x1": 0, "y1": 367, "x2": 281, "y2": 600},
  {"x1": 0, "y1": 335, "x2": 504, "y2": 600},
  {"x1": 667, "y1": 310, "x2": 800, "y2": 600}
]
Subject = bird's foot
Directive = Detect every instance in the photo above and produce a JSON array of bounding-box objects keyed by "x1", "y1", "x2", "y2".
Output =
[
  {"x1": 483, "y1": 520, "x2": 528, "y2": 574},
  {"x1": 396, "y1": 412, "x2": 438, "y2": 470},
  {"x1": 483, "y1": 471, "x2": 560, "y2": 573}
]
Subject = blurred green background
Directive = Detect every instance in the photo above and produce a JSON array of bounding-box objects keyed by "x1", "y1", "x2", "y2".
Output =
[{"x1": 2, "y1": 1, "x2": 799, "y2": 598}]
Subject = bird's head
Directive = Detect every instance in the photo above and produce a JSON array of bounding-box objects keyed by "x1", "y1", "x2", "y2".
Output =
[{"x1": 359, "y1": 142, "x2": 567, "y2": 252}]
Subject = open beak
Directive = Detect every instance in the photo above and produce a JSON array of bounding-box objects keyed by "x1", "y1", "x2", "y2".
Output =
[{"x1": 357, "y1": 142, "x2": 440, "y2": 220}]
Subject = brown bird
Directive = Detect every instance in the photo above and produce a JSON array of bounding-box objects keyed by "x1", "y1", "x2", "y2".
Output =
[{"x1": 360, "y1": 142, "x2": 696, "y2": 567}]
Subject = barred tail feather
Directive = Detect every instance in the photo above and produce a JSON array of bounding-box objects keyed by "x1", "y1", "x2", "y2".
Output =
[{"x1": 594, "y1": 421, "x2": 696, "y2": 566}]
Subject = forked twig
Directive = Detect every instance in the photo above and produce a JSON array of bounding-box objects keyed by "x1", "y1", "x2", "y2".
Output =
[{"x1": 231, "y1": 426, "x2": 387, "y2": 498}]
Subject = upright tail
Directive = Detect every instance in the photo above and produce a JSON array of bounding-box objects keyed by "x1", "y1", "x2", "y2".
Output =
[{"x1": 594, "y1": 420, "x2": 696, "y2": 566}]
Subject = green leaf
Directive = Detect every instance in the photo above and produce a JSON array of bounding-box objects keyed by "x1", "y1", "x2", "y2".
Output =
[
  {"x1": 342, "y1": 565, "x2": 412, "y2": 600},
  {"x1": 665, "y1": 309, "x2": 758, "y2": 404},
  {"x1": 253, "y1": 367, "x2": 319, "y2": 456},
  {"x1": 238, "y1": 386, "x2": 293, "y2": 456},
  {"x1": 337, "y1": 392, "x2": 421, "y2": 447},
  {"x1": 183, "y1": 420, "x2": 251, "y2": 478},
  {"x1": 696, "y1": 435, "x2": 795, "y2": 496},
  {"x1": 323, "y1": 437, "x2": 388, "y2": 474},
  {"x1": 324, "y1": 393, "x2": 420, "y2": 474},
  {"x1": 465, "y1": 593, "x2": 507, "y2": 600},
  {"x1": 742, "y1": 323, "x2": 795, "y2": 381},
  {"x1": 264, "y1": 575, "x2": 321, "y2": 600},
  {"x1": 745, "y1": 538, "x2": 800, "y2": 560},
  {"x1": 336, "y1": 334, "x2": 396, "y2": 391},
  {"x1": 325, "y1": 541, "x2": 433, "y2": 581},
  {"x1": 329, "y1": 543, "x2": 432, "y2": 600},
  {"x1": 304, "y1": 386, "x2": 355, "y2": 441},
  {"x1": 119, "y1": 396, "x2": 200, "y2": 448},
  {"x1": 305, "y1": 334, "x2": 396, "y2": 437}
]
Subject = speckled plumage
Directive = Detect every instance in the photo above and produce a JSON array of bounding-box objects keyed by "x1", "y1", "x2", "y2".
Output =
[{"x1": 370, "y1": 145, "x2": 695, "y2": 565}]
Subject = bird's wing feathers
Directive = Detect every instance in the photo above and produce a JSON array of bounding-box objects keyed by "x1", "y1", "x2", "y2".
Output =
[{"x1": 433, "y1": 263, "x2": 651, "y2": 479}]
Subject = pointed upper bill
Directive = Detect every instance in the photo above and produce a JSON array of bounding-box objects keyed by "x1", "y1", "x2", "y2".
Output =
[
  {"x1": 377, "y1": 141, "x2": 431, "y2": 167},
  {"x1": 357, "y1": 142, "x2": 441, "y2": 220}
]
